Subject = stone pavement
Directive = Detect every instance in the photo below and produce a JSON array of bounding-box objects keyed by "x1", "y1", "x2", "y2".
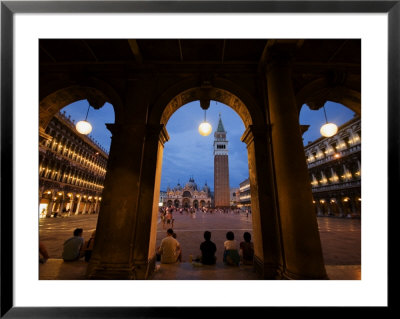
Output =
[
  {"x1": 39, "y1": 211, "x2": 361, "y2": 280},
  {"x1": 39, "y1": 259, "x2": 360, "y2": 280}
]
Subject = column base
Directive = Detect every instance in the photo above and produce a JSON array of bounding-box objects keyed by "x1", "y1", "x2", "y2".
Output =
[
  {"x1": 86, "y1": 256, "x2": 157, "y2": 280},
  {"x1": 86, "y1": 261, "x2": 136, "y2": 280},
  {"x1": 134, "y1": 255, "x2": 157, "y2": 280},
  {"x1": 281, "y1": 267, "x2": 329, "y2": 280},
  {"x1": 253, "y1": 255, "x2": 284, "y2": 279}
]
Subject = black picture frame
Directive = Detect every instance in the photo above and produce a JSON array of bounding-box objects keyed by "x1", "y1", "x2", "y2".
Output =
[{"x1": 1, "y1": 1, "x2": 395, "y2": 317}]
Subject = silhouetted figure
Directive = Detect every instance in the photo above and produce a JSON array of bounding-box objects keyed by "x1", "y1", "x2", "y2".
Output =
[
  {"x1": 240, "y1": 232, "x2": 254, "y2": 265},
  {"x1": 200, "y1": 231, "x2": 217, "y2": 265},
  {"x1": 62, "y1": 228, "x2": 84, "y2": 261}
]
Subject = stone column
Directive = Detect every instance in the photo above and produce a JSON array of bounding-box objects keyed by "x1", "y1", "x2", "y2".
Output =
[
  {"x1": 59, "y1": 199, "x2": 65, "y2": 216},
  {"x1": 68, "y1": 196, "x2": 74, "y2": 216},
  {"x1": 336, "y1": 200, "x2": 345, "y2": 218},
  {"x1": 46, "y1": 199, "x2": 54, "y2": 217},
  {"x1": 87, "y1": 123, "x2": 168, "y2": 280},
  {"x1": 87, "y1": 202, "x2": 92, "y2": 214},
  {"x1": 327, "y1": 201, "x2": 333, "y2": 216},
  {"x1": 316, "y1": 203, "x2": 323, "y2": 217},
  {"x1": 81, "y1": 201, "x2": 87, "y2": 214},
  {"x1": 74, "y1": 196, "x2": 81, "y2": 215},
  {"x1": 265, "y1": 45, "x2": 327, "y2": 279},
  {"x1": 93, "y1": 199, "x2": 99, "y2": 214},
  {"x1": 349, "y1": 197, "x2": 359, "y2": 217},
  {"x1": 132, "y1": 124, "x2": 169, "y2": 279},
  {"x1": 241, "y1": 125, "x2": 283, "y2": 279}
]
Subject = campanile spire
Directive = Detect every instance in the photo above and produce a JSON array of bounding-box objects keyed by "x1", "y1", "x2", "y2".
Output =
[{"x1": 213, "y1": 114, "x2": 230, "y2": 207}]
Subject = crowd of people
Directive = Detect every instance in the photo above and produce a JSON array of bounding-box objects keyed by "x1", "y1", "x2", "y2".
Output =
[
  {"x1": 159, "y1": 206, "x2": 251, "y2": 229},
  {"x1": 157, "y1": 228, "x2": 254, "y2": 267}
]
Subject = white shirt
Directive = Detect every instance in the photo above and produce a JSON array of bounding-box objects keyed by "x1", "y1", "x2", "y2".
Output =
[
  {"x1": 159, "y1": 236, "x2": 180, "y2": 263},
  {"x1": 224, "y1": 239, "x2": 238, "y2": 250}
]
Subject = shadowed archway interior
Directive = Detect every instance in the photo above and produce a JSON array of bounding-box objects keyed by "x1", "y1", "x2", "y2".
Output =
[{"x1": 39, "y1": 39, "x2": 360, "y2": 280}]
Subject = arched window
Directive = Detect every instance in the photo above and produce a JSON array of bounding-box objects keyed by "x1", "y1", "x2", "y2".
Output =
[{"x1": 182, "y1": 191, "x2": 191, "y2": 198}]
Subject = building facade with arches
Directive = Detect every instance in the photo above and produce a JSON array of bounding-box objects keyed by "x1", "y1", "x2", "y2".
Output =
[
  {"x1": 305, "y1": 116, "x2": 361, "y2": 218},
  {"x1": 164, "y1": 178, "x2": 212, "y2": 209},
  {"x1": 39, "y1": 111, "x2": 108, "y2": 218},
  {"x1": 39, "y1": 39, "x2": 361, "y2": 280}
]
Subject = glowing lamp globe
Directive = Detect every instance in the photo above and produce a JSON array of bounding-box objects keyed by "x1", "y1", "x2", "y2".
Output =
[
  {"x1": 76, "y1": 120, "x2": 92, "y2": 135},
  {"x1": 320, "y1": 122, "x2": 338, "y2": 137},
  {"x1": 198, "y1": 122, "x2": 212, "y2": 136}
]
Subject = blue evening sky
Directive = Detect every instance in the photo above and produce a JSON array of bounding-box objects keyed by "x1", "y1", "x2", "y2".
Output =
[{"x1": 61, "y1": 100, "x2": 355, "y2": 191}]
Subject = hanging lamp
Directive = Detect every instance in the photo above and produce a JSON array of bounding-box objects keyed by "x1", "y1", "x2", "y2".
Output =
[
  {"x1": 198, "y1": 109, "x2": 212, "y2": 136},
  {"x1": 76, "y1": 102, "x2": 93, "y2": 135},
  {"x1": 320, "y1": 105, "x2": 338, "y2": 137}
]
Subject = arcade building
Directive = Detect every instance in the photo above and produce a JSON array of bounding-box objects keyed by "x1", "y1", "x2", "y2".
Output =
[
  {"x1": 39, "y1": 111, "x2": 108, "y2": 218},
  {"x1": 305, "y1": 116, "x2": 361, "y2": 218},
  {"x1": 238, "y1": 116, "x2": 361, "y2": 218},
  {"x1": 238, "y1": 178, "x2": 251, "y2": 208}
]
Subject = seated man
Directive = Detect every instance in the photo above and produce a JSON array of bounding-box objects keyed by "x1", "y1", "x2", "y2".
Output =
[
  {"x1": 62, "y1": 228, "x2": 84, "y2": 261},
  {"x1": 158, "y1": 228, "x2": 181, "y2": 264},
  {"x1": 200, "y1": 231, "x2": 216, "y2": 265}
]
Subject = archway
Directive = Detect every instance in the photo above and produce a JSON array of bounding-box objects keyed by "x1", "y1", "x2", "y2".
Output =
[
  {"x1": 182, "y1": 198, "x2": 190, "y2": 208},
  {"x1": 86, "y1": 78, "x2": 330, "y2": 280},
  {"x1": 142, "y1": 83, "x2": 284, "y2": 281},
  {"x1": 39, "y1": 79, "x2": 122, "y2": 133},
  {"x1": 182, "y1": 191, "x2": 192, "y2": 198},
  {"x1": 38, "y1": 39, "x2": 361, "y2": 281},
  {"x1": 299, "y1": 101, "x2": 361, "y2": 221},
  {"x1": 38, "y1": 84, "x2": 115, "y2": 270}
]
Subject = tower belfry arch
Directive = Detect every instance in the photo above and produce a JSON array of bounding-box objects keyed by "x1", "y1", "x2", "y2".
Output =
[{"x1": 39, "y1": 39, "x2": 361, "y2": 280}]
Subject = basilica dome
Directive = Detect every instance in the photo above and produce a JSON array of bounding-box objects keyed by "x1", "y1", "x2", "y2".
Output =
[
  {"x1": 203, "y1": 182, "x2": 210, "y2": 192},
  {"x1": 185, "y1": 177, "x2": 198, "y2": 190}
]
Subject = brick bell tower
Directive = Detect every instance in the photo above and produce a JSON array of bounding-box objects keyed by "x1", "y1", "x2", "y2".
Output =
[{"x1": 213, "y1": 113, "x2": 230, "y2": 207}]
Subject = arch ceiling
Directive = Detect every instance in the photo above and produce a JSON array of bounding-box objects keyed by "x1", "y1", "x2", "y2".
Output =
[{"x1": 40, "y1": 39, "x2": 361, "y2": 120}]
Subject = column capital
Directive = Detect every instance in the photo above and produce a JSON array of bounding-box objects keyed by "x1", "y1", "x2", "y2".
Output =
[
  {"x1": 241, "y1": 125, "x2": 270, "y2": 146},
  {"x1": 106, "y1": 123, "x2": 144, "y2": 136},
  {"x1": 145, "y1": 124, "x2": 170, "y2": 146},
  {"x1": 263, "y1": 40, "x2": 303, "y2": 73},
  {"x1": 106, "y1": 123, "x2": 169, "y2": 146}
]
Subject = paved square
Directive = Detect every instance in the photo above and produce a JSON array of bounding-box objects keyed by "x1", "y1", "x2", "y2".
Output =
[{"x1": 39, "y1": 211, "x2": 361, "y2": 265}]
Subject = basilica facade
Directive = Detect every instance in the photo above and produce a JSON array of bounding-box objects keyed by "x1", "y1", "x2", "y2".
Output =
[{"x1": 164, "y1": 178, "x2": 212, "y2": 209}]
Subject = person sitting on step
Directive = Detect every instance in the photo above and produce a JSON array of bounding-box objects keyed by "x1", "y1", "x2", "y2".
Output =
[
  {"x1": 223, "y1": 231, "x2": 240, "y2": 266},
  {"x1": 239, "y1": 232, "x2": 254, "y2": 265},
  {"x1": 158, "y1": 228, "x2": 182, "y2": 264},
  {"x1": 199, "y1": 231, "x2": 217, "y2": 265}
]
